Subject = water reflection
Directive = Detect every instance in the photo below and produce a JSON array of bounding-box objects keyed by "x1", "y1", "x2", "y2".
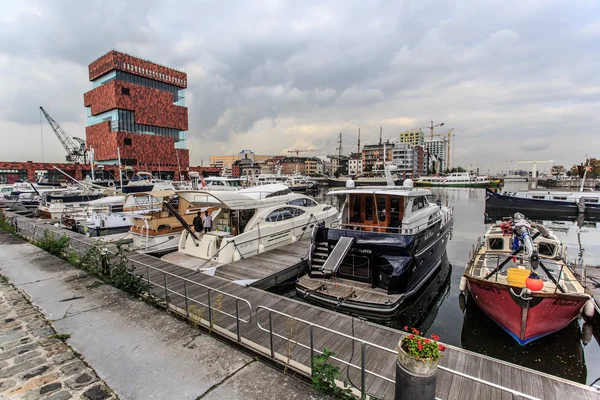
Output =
[
  {"x1": 460, "y1": 292, "x2": 587, "y2": 383},
  {"x1": 377, "y1": 253, "x2": 451, "y2": 332},
  {"x1": 305, "y1": 185, "x2": 600, "y2": 384}
]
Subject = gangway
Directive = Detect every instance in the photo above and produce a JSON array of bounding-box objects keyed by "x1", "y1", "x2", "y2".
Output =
[{"x1": 319, "y1": 236, "x2": 355, "y2": 275}]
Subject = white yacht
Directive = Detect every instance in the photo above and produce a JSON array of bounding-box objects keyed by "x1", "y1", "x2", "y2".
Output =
[
  {"x1": 162, "y1": 184, "x2": 339, "y2": 268},
  {"x1": 203, "y1": 177, "x2": 244, "y2": 191}
]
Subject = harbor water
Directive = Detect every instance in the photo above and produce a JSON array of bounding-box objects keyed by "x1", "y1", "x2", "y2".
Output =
[{"x1": 294, "y1": 183, "x2": 600, "y2": 385}]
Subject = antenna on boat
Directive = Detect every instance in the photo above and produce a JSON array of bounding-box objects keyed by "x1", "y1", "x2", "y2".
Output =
[
  {"x1": 379, "y1": 125, "x2": 382, "y2": 146},
  {"x1": 357, "y1": 127, "x2": 360, "y2": 154}
]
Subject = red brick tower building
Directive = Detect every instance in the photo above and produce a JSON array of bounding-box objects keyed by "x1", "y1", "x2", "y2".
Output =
[{"x1": 83, "y1": 50, "x2": 189, "y2": 178}]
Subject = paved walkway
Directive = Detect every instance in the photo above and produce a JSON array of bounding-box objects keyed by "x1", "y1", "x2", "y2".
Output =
[
  {"x1": 0, "y1": 280, "x2": 114, "y2": 400},
  {"x1": 0, "y1": 232, "x2": 330, "y2": 400}
]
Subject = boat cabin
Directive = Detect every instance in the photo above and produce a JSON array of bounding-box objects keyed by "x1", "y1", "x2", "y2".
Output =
[{"x1": 334, "y1": 187, "x2": 441, "y2": 233}]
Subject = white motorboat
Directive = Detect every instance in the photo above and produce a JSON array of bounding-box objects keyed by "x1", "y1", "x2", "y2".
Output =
[
  {"x1": 163, "y1": 184, "x2": 339, "y2": 268},
  {"x1": 203, "y1": 177, "x2": 244, "y2": 191}
]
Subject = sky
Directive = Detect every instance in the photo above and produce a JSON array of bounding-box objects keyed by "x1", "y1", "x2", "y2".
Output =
[{"x1": 1, "y1": 0, "x2": 599, "y2": 174}]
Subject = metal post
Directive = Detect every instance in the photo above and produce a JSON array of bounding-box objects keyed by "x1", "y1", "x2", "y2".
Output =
[
  {"x1": 208, "y1": 290, "x2": 212, "y2": 327},
  {"x1": 235, "y1": 300, "x2": 241, "y2": 342},
  {"x1": 146, "y1": 266, "x2": 150, "y2": 289},
  {"x1": 269, "y1": 311, "x2": 274, "y2": 358},
  {"x1": 310, "y1": 325, "x2": 314, "y2": 377},
  {"x1": 184, "y1": 281, "x2": 189, "y2": 318},
  {"x1": 164, "y1": 274, "x2": 168, "y2": 308},
  {"x1": 361, "y1": 342, "x2": 366, "y2": 398}
]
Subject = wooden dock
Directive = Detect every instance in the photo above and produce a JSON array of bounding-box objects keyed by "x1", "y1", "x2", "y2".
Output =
[
  {"x1": 7, "y1": 212, "x2": 600, "y2": 400},
  {"x1": 163, "y1": 240, "x2": 310, "y2": 289},
  {"x1": 583, "y1": 265, "x2": 600, "y2": 313}
]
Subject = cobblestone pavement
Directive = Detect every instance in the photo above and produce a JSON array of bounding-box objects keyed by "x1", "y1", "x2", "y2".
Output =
[{"x1": 0, "y1": 281, "x2": 116, "y2": 400}]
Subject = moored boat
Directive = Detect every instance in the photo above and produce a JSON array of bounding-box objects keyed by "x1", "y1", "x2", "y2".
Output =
[
  {"x1": 296, "y1": 168, "x2": 454, "y2": 318},
  {"x1": 485, "y1": 188, "x2": 600, "y2": 217},
  {"x1": 163, "y1": 184, "x2": 339, "y2": 267},
  {"x1": 415, "y1": 173, "x2": 499, "y2": 187},
  {"x1": 461, "y1": 214, "x2": 593, "y2": 345}
]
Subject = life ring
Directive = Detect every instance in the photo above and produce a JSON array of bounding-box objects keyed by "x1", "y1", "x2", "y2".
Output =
[{"x1": 108, "y1": 181, "x2": 115, "y2": 188}]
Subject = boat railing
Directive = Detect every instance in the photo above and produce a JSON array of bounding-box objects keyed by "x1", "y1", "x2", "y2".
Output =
[{"x1": 332, "y1": 209, "x2": 448, "y2": 235}]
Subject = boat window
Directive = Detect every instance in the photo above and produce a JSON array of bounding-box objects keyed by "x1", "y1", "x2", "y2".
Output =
[
  {"x1": 418, "y1": 197, "x2": 425, "y2": 209},
  {"x1": 488, "y1": 238, "x2": 504, "y2": 250},
  {"x1": 266, "y1": 188, "x2": 292, "y2": 198},
  {"x1": 390, "y1": 197, "x2": 402, "y2": 222},
  {"x1": 264, "y1": 207, "x2": 295, "y2": 222},
  {"x1": 553, "y1": 197, "x2": 567, "y2": 200},
  {"x1": 365, "y1": 196, "x2": 374, "y2": 221},
  {"x1": 339, "y1": 254, "x2": 370, "y2": 280},
  {"x1": 376, "y1": 195, "x2": 387, "y2": 221},
  {"x1": 288, "y1": 198, "x2": 317, "y2": 207},
  {"x1": 538, "y1": 243, "x2": 555, "y2": 256},
  {"x1": 411, "y1": 199, "x2": 418, "y2": 212},
  {"x1": 532, "y1": 195, "x2": 545, "y2": 199},
  {"x1": 584, "y1": 198, "x2": 599, "y2": 203},
  {"x1": 349, "y1": 195, "x2": 361, "y2": 223},
  {"x1": 290, "y1": 208, "x2": 306, "y2": 217}
]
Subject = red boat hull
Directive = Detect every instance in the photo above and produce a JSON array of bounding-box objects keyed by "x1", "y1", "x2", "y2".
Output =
[{"x1": 467, "y1": 278, "x2": 587, "y2": 345}]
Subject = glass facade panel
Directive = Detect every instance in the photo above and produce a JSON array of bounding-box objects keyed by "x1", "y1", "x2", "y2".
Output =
[{"x1": 92, "y1": 71, "x2": 117, "y2": 88}]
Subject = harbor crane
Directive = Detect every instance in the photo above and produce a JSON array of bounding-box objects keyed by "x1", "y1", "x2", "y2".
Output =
[
  {"x1": 430, "y1": 128, "x2": 455, "y2": 170},
  {"x1": 287, "y1": 149, "x2": 321, "y2": 157},
  {"x1": 40, "y1": 106, "x2": 87, "y2": 163},
  {"x1": 516, "y1": 160, "x2": 554, "y2": 177}
]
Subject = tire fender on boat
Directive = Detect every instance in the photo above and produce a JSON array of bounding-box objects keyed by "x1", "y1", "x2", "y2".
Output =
[
  {"x1": 583, "y1": 299, "x2": 595, "y2": 318},
  {"x1": 459, "y1": 276, "x2": 467, "y2": 292}
]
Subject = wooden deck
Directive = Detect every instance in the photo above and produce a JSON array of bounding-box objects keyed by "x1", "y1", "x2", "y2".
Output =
[
  {"x1": 7, "y1": 212, "x2": 600, "y2": 400},
  {"x1": 162, "y1": 241, "x2": 310, "y2": 289}
]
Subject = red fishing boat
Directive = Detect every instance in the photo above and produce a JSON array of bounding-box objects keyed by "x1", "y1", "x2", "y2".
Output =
[{"x1": 461, "y1": 214, "x2": 593, "y2": 345}]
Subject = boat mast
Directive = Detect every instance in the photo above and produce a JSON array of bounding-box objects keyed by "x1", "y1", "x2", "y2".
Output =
[{"x1": 580, "y1": 156, "x2": 590, "y2": 192}]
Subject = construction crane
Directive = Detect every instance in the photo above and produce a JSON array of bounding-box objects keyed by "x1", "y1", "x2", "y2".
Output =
[
  {"x1": 40, "y1": 107, "x2": 87, "y2": 164},
  {"x1": 419, "y1": 121, "x2": 445, "y2": 140},
  {"x1": 516, "y1": 160, "x2": 554, "y2": 177},
  {"x1": 430, "y1": 128, "x2": 455, "y2": 170},
  {"x1": 287, "y1": 149, "x2": 321, "y2": 157}
]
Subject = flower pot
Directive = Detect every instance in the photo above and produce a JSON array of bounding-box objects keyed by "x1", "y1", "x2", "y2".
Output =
[
  {"x1": 395, "y1": 343, "x2": 438, "y2": 400},
  {"x1": 397, "y1": 344, "x2": 439, "y2": 376}
]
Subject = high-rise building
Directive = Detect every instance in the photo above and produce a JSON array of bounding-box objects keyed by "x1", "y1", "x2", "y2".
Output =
[
  {"x1": 424, "y1": 139, "x2": 447, "y2": 172},
  {"x1": 362, "y1": 141, "x2": 394, "y2": 172},
  {"x1": 399, "y1": 130, "x2": 425, "y2": 146},
  {"x1": 391, "y1": 144, "x2": 426, "y2": 178},
  {"x1": 84, "y1": 50, "x2": 189, "y2": 173}
]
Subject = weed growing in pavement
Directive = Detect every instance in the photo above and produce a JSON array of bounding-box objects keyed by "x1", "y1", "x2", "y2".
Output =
[
  {"x1": 189, "y1": 305, "x2": 205, "y2": 328},
  {"x1": 284, "y1": 316, "x2": 298, "y2": 375},
  {"x1": 35, "y1": 230, "x2": 70, "y2": 257},
  {"x1": 311, "y1": 347, "x2": 354, "y2": 399},
  {"x1": 50, "y1": 333, "x2": 71, "y2": 342},
  {"x1": 210, "y1": 293, "x2": 223, "y2": 333}
]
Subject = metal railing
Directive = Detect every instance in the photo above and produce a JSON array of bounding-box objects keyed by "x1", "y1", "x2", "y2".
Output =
[
  {"x1": 256, "y1": 306, "x2": 541, "y2": 400},
  {"x1": 8, "y1": 215, "x2": 253, "y2": 342}
]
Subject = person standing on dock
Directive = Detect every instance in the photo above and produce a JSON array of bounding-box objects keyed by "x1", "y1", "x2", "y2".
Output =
[
  {"x1": 193, "y1": 211, "x2": 203, "y2": 233},
  {"x1": 203, "y1": 210, "x2": 212, "y2": 233}
]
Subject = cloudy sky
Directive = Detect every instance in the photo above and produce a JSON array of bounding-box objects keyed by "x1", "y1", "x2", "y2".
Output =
[{"x1": 1, "y1": 0, "x2": 598, "y2": 173}]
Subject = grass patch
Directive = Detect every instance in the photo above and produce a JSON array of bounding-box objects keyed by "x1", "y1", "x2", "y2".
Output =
[{"x1": 50, "y1": 333, "x2": 71, "y2": 342}]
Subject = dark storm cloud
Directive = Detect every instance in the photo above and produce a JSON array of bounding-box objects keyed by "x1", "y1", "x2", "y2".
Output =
[{"x1": 1, "y1": 0, "x2": 599, "y2": 169}]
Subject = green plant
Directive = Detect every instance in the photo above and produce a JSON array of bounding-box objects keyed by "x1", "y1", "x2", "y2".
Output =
[
  {"x1": 189, "y1": 305, "x2": 205, "y2": 328},
  {"x1": 0, "y1": 211, "x2": 17, "y2": 234},
  {"x1": 400, "y1": 326, "x2": 445, "y2": 361},
  {"x1": 210, "y1": 293, "x2": 223, "y2": 332},
  {"x1": 0, "y1": 274, "x2": 8, "y2": 283},
  {"x1": 50, "y1": 333, "x2": 71, "y2": 341},
  {"x1": 35, "y1": 230, "x2": 70, "y2": 257},
  {"x1": 311, "y1": 347, "x2": 354, "y2": 399},
  {"x1": 284, "y1": 316, "x2": 298, "y2": 375}
]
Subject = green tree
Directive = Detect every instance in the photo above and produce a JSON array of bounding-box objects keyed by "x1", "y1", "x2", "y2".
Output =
[
  {"x1": 550, "y1": 165, "x2": 567, "y2": 176},
  {"x1": 569, "y1": 158, "x2": 600, "y2": 178}
]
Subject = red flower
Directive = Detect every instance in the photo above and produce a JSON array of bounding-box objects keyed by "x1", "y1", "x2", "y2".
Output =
[
  {"x1": 403, "y1": 326, "x2": 409, "y2": 331},
  {"x1": 409, "y1": 334, "x2": 414, "y2": 340},
  {"x1": 411, "y1": 327, "x2": 419, "y2": 334},
  {"x1": 431, "y1": 334, "x2": 440, "y2": 341},
  {"x1": 425, "y1": 339, "x2": 430, "y2": 344},
  {"x1": 417, "y1": 340, "x2": 423, "y2": 351},
  {"x1": 438, "y1": 344, "x2": 446, "y2": 351}
]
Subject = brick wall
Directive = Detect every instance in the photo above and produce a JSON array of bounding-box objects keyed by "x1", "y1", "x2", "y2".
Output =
[
  {"x1": 83, "y1": 80, "x2": 188, "y2": 130},
  {"x1": 88, "y1": 50, "x2": 187, "y2": 88}
]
